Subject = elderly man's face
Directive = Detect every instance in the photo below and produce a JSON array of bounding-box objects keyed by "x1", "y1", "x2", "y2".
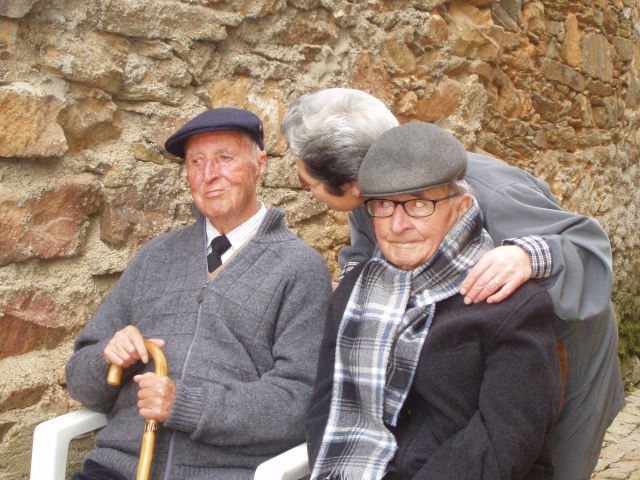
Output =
[
  {"x1": 374, "y1": 186, "x2": 471, "y2": 271},
  {"x1": 185, "y1": 130, "x2": 266, "y2": 233}
]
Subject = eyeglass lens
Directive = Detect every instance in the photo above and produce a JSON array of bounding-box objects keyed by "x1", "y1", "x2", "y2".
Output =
[
  {"x1": 366, "y1": 199, "x2": 436, "y2": 217},
  {"x1": 298, "y1": 175, "x2": 322, "y2": 191}
]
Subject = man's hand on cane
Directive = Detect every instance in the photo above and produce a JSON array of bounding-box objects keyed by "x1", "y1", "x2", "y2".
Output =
[
  {"x1": 134, "y1": 373, "x2": 176, "y2": 422},
  {"x1": 104, "y1": 325, "x2": 165, "y2": 368}
]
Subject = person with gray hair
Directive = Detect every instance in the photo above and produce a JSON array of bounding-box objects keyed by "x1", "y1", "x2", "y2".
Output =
[
  {"x1": 283, "y1": 88, "x2": 397, "y2": 200},
  {"x1": 281, "y1": 88, "x2": 624, "y2": 480},
  {"x1": 305, "y1": 121, "x2": 562, "y2": 479}
]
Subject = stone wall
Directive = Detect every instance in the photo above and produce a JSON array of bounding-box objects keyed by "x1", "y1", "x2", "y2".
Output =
[{"x1": 1, "y1": 0, "x2": 639, "y2": 477}]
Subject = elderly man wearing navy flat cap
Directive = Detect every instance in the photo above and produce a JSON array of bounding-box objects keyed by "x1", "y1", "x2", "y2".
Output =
[{"x1": 66, "y1": 108, "x2": 332, "y2": 480}]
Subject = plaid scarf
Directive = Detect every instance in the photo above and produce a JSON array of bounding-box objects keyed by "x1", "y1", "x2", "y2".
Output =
[{"x1": 311, "y1": 198, "x2": 493, "y2": 480}]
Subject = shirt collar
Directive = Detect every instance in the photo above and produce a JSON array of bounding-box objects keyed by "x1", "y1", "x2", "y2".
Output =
[{"x1": 205, "y1": 202, "x2": 267, "y2": 256}]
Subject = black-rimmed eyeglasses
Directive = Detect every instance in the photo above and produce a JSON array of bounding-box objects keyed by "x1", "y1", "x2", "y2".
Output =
[{"x1": 365, "y1": 194, "x2": 461, "y2": 218}]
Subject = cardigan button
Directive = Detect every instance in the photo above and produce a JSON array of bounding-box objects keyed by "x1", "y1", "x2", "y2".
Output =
[{"x1": 398, "y1": 406, "x2": 412, "y2": 421}]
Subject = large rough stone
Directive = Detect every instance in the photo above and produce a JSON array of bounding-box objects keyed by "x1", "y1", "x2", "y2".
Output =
[
  {"x1": 238, "y1": 0, "x2": 287, "y2": 18},
  {"x1": 612, "y1": 36, "x2": 635, "y2": 62},
  {"x1": 544, "y1": 124, "x2": 578, "y2": 151},
  {"x1": 262, "y1": 155, "x2": 298, "y2": 189},
  {"x1": 202, "y1": 78, "x2": 287, "y2": 153},
  {"x1": 0, "y1": 0, "x2": 38, "y2": 18},
  {"x1": 492, "y1": 6, "x2": 518, "y2": 32},
  {"x1": 0, "y1": 84, "x2": 67, "y2": 158},
  {"x1": 538, "y1": 57, "x2": 586, "y2": 92},
  {"x1": 273, "y1": 10, "x2": 338, "y2": 46},
  {"x1": 99, "y1": 167, "x2": 185, "y2": 249},
  {"x1": 382, "y1": 30, "x2": 416, "y2": 74},
  {"x1": 491, "y1": 0, "x2": 521, "y2": 32},
  {"x1": 581, "y1": 33, "x2": 615, "y2": 83},
  {"x1": 576, "y1": 127, "x2": 612, "y2": 147},
  {"x1": 592, "y1": 97, "x2": 622, "y2": 129},
  {"x1": 348, "y1": 50, "x2": 395, "y2": 106},
  {"x1": 568, "y1": 94, "x2": 595, "y2": 127},
  {"x1": 495, "y1": 76, "x2": 523, "y2": 117},
  {"x1": 36, "y1": 32, "x2": 129, "y2": 94},
  {"x1": 117, "y1": 53, "x2": 192, "y2": 105},
  {"x1": 562, "y1": 14, "x2": 581, "y2": 67},
  {"x1": 98, "y1": 0, "x2": 242, "y2": 42},
  {"x1": 0, "y1": 176, "x2": 103, "y2": 266},
  {"x1": 0, "y1": 17, "x2": 18, "y2": 56},
  {"x1": 449, "y1": 2, "x2": 502, "y2": 62},
  {"x1": 57, "y1": 86, "x2": 122, "y2": 151},
  {"x1": 0, "y1": 291, "x2": 66, "y2": 360},
  {"x1": 601, "y1": 3, "x2": 619, "y2": 36},
  {"x1": 620, "y1": 355, "x2": 640, "y2": 387},
  {"x1": 625, "y1": 66, "x2": 640, "y2": 109},
  {"x1": 401, "y1": 78, "x2": 462, "y2": 122},
  {"x1": 522, "y1": 1, "x2": 546, "y2": 34}
]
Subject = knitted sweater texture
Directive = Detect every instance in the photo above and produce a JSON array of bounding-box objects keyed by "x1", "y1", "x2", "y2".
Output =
[{"x1": 66, "y1": 207, "x2": 332, "y2": 480}]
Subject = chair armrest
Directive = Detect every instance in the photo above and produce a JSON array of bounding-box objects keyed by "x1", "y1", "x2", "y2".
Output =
[
  {"x1": 254, "y1": 442, "x2": 310, "y2": 480},
  {"x1": 30, "y1": 408, "x2": 108, "y2": 480}
]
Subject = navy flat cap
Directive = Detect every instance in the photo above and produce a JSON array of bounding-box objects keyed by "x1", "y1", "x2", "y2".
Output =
[
  {"x1": 359, "y1": 122, "x2": 467, "y2": 196},
  {"x1": 165, "y1": 108, "x2": 264, "y2": 158}
]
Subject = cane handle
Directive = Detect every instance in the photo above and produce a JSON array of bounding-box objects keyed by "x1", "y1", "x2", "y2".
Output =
[
  {"x1": 107, "y1": 340, "x2": 168, "y2": 385},
  {"x1": 105, "y1": 340, "x2": 168, "y2": 480}
]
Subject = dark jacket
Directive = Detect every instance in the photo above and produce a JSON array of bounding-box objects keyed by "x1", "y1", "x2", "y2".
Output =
[{"x1": 306, "y1": 262, "x2": 562, "y2": 480}]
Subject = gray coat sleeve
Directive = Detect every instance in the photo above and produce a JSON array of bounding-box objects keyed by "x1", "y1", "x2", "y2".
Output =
[
  {"x1": 478, "y1": 182, "x2": 613, "y2": 321},
  {"x1": 65, "y1": 250, "x2": 147, "y2": 412},
  {"x1": 343, "y1": 155, "x2": 613, "y2": 322}
]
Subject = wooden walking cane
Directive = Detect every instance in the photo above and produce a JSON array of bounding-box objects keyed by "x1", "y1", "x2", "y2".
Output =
[{"x1": 107, "y1": 340, "x2": 168, "y2": 480}]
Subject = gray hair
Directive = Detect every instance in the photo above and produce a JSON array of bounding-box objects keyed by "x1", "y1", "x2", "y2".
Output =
[
  {"x1": 448, "y1": 179, "x2": 472, "y2": 197},
  {"x1": 238, "y1": 131, "x2": 262, "y2": 163},
  {"x1": 281, "y1": 88, "x2": 398, "y2": 195}
]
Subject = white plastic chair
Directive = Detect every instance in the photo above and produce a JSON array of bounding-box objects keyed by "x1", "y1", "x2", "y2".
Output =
[
  {"x1": 30, "y1": 408, "x2": 310, "y2": 480},
  {"x1": 254, "y1": 441, "x2": 310, "y2": 480},
  {"x1": 30, "y1": 409, "x2": 108, "y2": 480}
]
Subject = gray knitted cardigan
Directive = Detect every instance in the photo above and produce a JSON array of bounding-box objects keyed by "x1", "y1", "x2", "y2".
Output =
[{"x1": 66, "y1": 206, "x2": 332, "y2": 480}]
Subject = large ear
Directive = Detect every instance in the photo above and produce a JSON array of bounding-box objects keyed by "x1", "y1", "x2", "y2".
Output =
[
  {"x1": 255, "y1": 150, "x2": 267, "y2": 179},
  {"x1": 455, "y1": 193, "x2": 473, "y2": 220}
]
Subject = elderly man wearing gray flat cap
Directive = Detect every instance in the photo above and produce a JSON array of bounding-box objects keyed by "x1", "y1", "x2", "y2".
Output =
[
  {"x1": 305, "y1": 122, "x2": 562, "y2": 480},
  {"x1": 66, "y1": 108, "x2": 332, "y2": 479}
]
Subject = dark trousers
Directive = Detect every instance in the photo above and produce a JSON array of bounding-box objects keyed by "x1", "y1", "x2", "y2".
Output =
[{"x1": 70, "y1": 459, "x2": 129, "y2": 480}]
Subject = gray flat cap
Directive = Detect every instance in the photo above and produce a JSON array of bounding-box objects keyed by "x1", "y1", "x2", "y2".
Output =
[{"x1": 359, "y1": 122, "x2": 467, "y2": 196}]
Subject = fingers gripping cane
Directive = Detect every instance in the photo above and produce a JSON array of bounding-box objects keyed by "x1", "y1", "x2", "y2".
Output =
[{"x1": 107, "y1": 341, "x2": 168, "y2": 480}]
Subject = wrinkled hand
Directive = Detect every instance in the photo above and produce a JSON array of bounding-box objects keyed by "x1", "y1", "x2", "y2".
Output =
[
  {"x1": 134, "y1": 372, "x2": 176, "y2": 422},
  {"x1": 460, "y1": 245, "x2": 533, "y2": 305},
  {"x1": 103, "y1": 325, "x2": 165, "y2": 369}
]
